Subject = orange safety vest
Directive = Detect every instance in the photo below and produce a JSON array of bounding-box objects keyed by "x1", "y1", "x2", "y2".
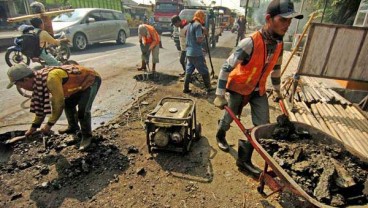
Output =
[
  {"x1": 226, "y1": 31, "x2": 282, "y2": 96},
  {"x1": 49, "y1": 65, "x2": 99, "y2": 98},
  {"x1": 142, "y1": 24, "x2": 160, "y2": 46}
]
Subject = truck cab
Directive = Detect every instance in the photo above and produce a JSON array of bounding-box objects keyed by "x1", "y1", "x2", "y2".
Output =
[{"x1": 154, "y1": 0, "x2": 184, "y2": 33}]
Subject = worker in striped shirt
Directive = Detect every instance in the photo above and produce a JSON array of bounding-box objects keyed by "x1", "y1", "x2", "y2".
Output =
[{"x1": 213, "y1": 0, "x2": 303, "y2": 177}]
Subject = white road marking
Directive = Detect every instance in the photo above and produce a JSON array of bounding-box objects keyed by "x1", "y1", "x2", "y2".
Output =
[{"x1": 78, "y1": 51, "x2": 121, "y2": 63}]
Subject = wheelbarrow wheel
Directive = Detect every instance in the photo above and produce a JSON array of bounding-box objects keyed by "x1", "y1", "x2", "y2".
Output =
[{"x1": 194, "y1": 123, "x2": 202, "y2": 141}]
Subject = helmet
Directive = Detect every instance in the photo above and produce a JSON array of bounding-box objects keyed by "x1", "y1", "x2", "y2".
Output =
[{"x1": 30, "y1": 1, "x2": 45, "y2": 13}]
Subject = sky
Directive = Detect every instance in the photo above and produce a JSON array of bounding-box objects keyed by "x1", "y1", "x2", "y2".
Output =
[{"x1": 132, "y1": 0, "x2": 246, "y2": 13}]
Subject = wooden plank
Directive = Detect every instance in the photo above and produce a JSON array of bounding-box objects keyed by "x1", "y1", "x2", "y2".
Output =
[
  {"x1": 299, "y1": 25, "x2": 336, "y2": 76},
  {"x1": 324, "y1": 28, "x2": 365, "y2": 79},
  {"x1": 351, "y1": 31, "x2": 368, "y2": 81},
  {"x1": 298, "y1": 23, "x2": 368, "y2": 82}
]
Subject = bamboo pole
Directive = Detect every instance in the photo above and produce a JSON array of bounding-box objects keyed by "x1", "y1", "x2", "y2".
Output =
[
  {"x1": 7, "y1": 9, "x2": 75, "y2": 23},
  {"x1": 315, "y1": 102, "x2": 343, "y2": 141},
  {"x1": 283, "y1": 100, "x2": 297, "y2": 122},
  {"x1": 322, "y1": 103, "x2": 368, "y2": 156},
  {"x1": 311, "y1": 104, "x2": 332, "y2": 135},
  {"x1": 334, "y1": 105, "x2": 367, "y2": 133},
  {"x1": 327, "y1": 104, "x2": 368, "y2": 145}
]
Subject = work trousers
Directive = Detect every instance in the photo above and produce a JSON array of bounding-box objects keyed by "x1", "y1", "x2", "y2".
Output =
[
  {"x1": 64, "y1": 77, "x2": 101, "y2": 137},
  {"x1": 218, "y1": 90, "x2": 269, "y2": 131},
  {"x1": 180, "y1": 51, "x2": 187, "y2": 72},
  {"x1": 186, "y1": 56, "x2": 209, "y2": 75},
  {"x1": 40, "y1": 49, "x2": 60, "y2": 66}
]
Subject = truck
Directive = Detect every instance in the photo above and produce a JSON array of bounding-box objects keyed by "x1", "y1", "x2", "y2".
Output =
[{"x1": 154, "y1": 0, "x2": 184, "y2": 33}]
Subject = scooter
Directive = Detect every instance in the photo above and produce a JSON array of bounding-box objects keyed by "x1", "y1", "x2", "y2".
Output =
[{"x1": 4, "y1": 25, "x2": 72, "y2": 67}]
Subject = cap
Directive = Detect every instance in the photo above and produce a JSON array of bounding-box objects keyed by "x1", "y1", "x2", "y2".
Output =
[
  {"x1": 138, "y1": 24, "x2": 148, "y2": 36},
  {"x1": 6, "y1": 64, "x2": 34, "y2": 89},
  {"x1": 171, "y1": 15, "x2": 181, "y2": 26},
  {"x1": 267, "y1": 0, "x2": 303, "y2": 19}
]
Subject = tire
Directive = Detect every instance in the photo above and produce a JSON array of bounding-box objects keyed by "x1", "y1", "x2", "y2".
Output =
[
  {"x1": 194, "y1": 123, "x2": 202, "y2": 141},
  {"x1": 73, "y1": 33, "x2": 88, "y2": 51},
  {"x1": 58, "y1": 44, "x2": 71, "y2": 61},
  {"x1": 5, "y1": 49, "x2": 30, "y2": 67},
  {"x1": 16, "y1": 86, "x2": 32, "y2": 98},
  {"x1": 63, "y1": 60, "x2": 79, "y2": 65},
  {"x1": 116, "y1": 30, "x2": 126, "y2": 45}
]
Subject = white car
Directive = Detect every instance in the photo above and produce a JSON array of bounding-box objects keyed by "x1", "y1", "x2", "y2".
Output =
[{"x1": 52, "y1": 8, "x2": 130, "y2": 50}]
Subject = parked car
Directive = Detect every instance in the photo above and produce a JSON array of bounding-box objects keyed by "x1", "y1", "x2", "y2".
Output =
[{"x1": 52, "y1": 8, "x2": 130, "y2": 50}]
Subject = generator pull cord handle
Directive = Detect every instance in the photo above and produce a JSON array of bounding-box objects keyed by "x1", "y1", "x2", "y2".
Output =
[{"x1": 205, "y1": 35, "x2": 215, "y2": 79}]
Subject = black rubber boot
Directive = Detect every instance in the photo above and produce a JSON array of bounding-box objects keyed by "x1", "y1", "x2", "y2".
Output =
[
  {"x1": 79, "y1": 133, "x2": 92, "y2": 151},
  {"x1": 216, "y1": 129, "x2": 229, "y2": 152},
  {"x1": 183, "y1": 73, "x2": 192, "y2": 93},
  {"x1": 201, "y1": 74, "x2": 213, "y2": 92},
  {"x1": 59, "y1": 108, "x2": 80, "y2": 134},
  {"x1": 79, "y1": 112, "x2": 93, "y2": 151},
  {"x1": 236, "y1": 139, "x2": 261, "y2": 177}
]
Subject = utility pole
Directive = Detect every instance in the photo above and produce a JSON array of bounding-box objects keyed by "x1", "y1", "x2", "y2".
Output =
[
  {"x1": 294, "y1": 0, "x2": 305, "y2": 36},
  {"x1": 321, "y1": 0, "x2": 328, "y2": 23},
  {"x1": 244, "y1": 0, "x2": 250, "y2": 35}
]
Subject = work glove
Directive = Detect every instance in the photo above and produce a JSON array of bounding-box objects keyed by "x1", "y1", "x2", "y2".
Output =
[
  {"x1": 214, "y1": 95, "x2": 228, "y2": 110},
  {"x1": 272, "y1": 90, "x2": 283, "y2": 102}
]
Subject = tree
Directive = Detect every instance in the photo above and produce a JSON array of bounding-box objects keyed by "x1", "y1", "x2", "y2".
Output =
[{"x1": 294, "y1": 0, "x2": 361, "y2": 25}]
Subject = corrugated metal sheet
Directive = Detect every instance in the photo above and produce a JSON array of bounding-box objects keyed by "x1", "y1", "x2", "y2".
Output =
[{"x1": 298, "y1": 23, "x2": 368, "y2": 82}]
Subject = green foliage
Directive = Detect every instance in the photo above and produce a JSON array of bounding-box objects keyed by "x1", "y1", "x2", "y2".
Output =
[{"x1": 296, "y1": 0, "x2": 361, "y2": 25}]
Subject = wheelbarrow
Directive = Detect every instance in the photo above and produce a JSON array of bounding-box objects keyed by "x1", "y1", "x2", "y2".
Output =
[{"x1": 224, "y1": 105, "x2": 368, "y2": 208}]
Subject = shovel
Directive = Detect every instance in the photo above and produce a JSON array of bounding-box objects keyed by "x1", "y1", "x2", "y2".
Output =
[
  {"x1": 204, "y1": 35, "x2": 216, "y2": 79},
  {"x1": 4, "y1": 130, "x2": 42, "y2": 145}
]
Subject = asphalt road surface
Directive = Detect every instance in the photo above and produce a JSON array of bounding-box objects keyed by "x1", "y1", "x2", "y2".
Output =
[{"x1": 0, "y1": 31, "x2": 236, "y2": 133}]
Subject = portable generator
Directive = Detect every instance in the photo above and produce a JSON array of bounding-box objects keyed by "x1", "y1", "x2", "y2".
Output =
[{"x1": 145, "y1": 97, "x2": 201, "y2": 154}]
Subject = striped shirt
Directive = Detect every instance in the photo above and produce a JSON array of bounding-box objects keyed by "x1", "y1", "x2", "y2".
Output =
[{"x1": 216, "y1": 28, "x2": 283, "y2": 96}]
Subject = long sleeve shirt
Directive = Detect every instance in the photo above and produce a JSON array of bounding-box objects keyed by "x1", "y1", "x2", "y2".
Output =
[
  {"x1": 216, "y1": 28, "x2": 283, "y2": 96},
  {"x1": 35, "y1": 28, "x2": 60, "y2": 48},
  {"x1": 32, "y1": 69, "x2": 67, "y2": 127}
]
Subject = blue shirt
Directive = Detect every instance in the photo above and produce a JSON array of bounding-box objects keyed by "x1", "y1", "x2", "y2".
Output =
[{"x1": 186, "y1": 22, "x2": 204, "y2": 57}]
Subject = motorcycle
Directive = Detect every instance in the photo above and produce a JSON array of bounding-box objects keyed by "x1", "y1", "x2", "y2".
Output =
[{"x1": 5, "y1": 25, "x2": 72, "y2": 67}]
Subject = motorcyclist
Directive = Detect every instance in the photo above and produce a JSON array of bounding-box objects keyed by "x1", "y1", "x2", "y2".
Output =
[
  {"x1": 30, "y1": 1, "x2": 54, "y2": 36},
  {"x1": 30, "y1": 17, "x2": 69, "y2": 66}
]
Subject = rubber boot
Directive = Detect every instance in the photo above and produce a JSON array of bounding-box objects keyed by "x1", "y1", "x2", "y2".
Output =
[
  {"x1": 201, "y1": 74, "x2": 213, "y2": 93},
  {"x1": 79, "y1": 112, "x2": 93, "y2": 151},
  {"x1": 183, "y1": 73, "x2": 192, "y2": 93},
  {"x1": 152, "y1": 63, "x2": 156, "y2": 72},
  {"x1": 79, "y1": 133, "x2": 92, "y2": 151},
  {"x1": 236, "y1": 139, "x2": 261, "y2": 177},
  {"x1": 137, "y1": 60, "x2": 146, "y2": 71},
  {"x1": 59, "y1": 108, "x2": 80, "y2": 134},
  {"x1": 216, "y1": 128, "x2": 229, "y2": 152}
]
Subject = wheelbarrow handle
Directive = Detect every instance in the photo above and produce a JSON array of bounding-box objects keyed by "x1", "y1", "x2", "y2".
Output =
[{"x1": 224, "y1": 106, "x2": 254, "y2": 143}]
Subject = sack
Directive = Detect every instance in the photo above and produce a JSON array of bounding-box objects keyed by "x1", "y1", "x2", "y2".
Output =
[{"x1": 21, "y1": 30, "x2": 42, "y2": 58}]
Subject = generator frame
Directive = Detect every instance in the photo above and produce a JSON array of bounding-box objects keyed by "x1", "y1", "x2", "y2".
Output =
[{"x1": 145, "y1": 97, "x2": 201, "y2": 154}]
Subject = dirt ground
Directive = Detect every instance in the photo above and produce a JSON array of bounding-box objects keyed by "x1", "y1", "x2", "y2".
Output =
[{"x1": 0, "y1": 46, "x2": 291, "y2": 208}]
